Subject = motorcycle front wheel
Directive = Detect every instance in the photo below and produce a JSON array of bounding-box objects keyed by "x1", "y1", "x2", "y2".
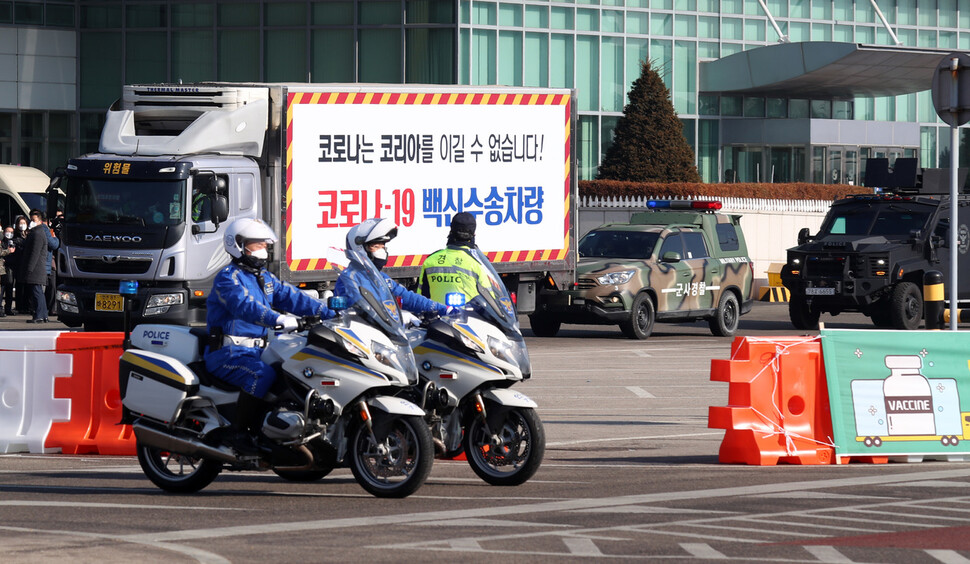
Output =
[
  {"x1": 349, "y1": 415, "x2": 433, "y2": 498},
  {"x1": 463, "y1": 407, "x2": 545, "y2": 486},
  {"x1": 136, "y1": 442, "x2": 222, "y2": 493}
]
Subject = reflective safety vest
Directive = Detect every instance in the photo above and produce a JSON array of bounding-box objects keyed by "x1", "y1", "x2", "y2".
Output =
[{"x1": 419, "y1": 245, "x2": 489, "y2": 303}]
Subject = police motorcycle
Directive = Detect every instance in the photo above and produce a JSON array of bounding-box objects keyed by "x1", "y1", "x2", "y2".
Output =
[
  {"x1": 118, "y1": 243, "x2": 434, "y2": 498},
  {"x1": 405, "y1": 246, "x2": 544, "y2": 486}
]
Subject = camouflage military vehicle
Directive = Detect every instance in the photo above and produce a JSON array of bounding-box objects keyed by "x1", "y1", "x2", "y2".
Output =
[
  {"x1": 530, "y1": 200, "x2": 755, "y2": 339},
  {"x1": 781, "y1": 191, "x2": 970, "y2": 330}
]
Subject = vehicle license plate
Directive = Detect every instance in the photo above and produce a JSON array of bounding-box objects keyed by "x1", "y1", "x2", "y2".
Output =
[
  {"x1": 805, "y1": 287, "x2": 835, "y2": 296},
  {"x1": 94, "y1": 293, "x2": 124, "y2": 311}
]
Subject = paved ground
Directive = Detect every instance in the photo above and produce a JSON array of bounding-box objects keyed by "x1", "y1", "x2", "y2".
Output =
[{"x1": 1, "y1": 303, "x2": 969, "y2": 563}]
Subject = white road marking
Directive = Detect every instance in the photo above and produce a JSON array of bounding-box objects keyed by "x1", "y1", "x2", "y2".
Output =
[
  {"x1": 402, "y1": 518, "x2": 575, "y2": 528},
  {"x1": 834, "y1": 508, "x2": 970, "y2": 523},
  {"x1": 562, "y1": 537, "x2": 603, "y2": 556},
  {"x1": 679, "y1": 522, "x2": 825, "y2": 538},
  {"x1": 0, "y1": 501, "x2": 246, "y2": 511},
  {"x1": 803, "y1": 545, "x2": 854, "y2": 563},
  {"x1": 926, "y1": 550, "x2": 970, "y2": 564},
  {"x1": 754, "y1": 491, "x2": 899, "y2": 501},
  {"x1": 626, "y1": 386, "x2": 655, "y2": 398},
  {"x1": 891, "y1": 480, "x2": 970, "y2": 488},
  {"x1": 680, "y1": 543, "x2": 727, "y2": 559},
  {"x1": 448, "y1": 539, "x2": 482, "y2": 551},
  {"x1": 546, "y1": 432, "x2": 720, "y2": 448},
  {"x1": 736, "y1": 517, "x2": 885, "y2": 534},
  {"x1": 573, "y1": 506, "x2": 737, "y2": 515},
  {"x1": 633, "y1": 350, "x2": 653, "y2": 358}
]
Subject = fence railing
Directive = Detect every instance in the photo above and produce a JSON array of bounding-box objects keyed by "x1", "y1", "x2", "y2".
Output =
[{"x1": 580, "y1": 195, "x2": 833, "y2": 214}]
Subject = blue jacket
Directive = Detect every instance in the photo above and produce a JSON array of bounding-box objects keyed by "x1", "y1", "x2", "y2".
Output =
[
  {"x1": 206, "y1": 262, "x2": 333, "y2": 347},
  {"x1": 335, "y1": 267, "x2": 447, "y2": 317}
]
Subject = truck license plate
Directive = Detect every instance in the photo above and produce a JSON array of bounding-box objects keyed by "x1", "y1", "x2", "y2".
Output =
[
  {"x1": 805, "y1": 287, "x2": 835, "y2": 296},
  {"x1": 94, "y1": 293, "x2": 124, "y2": 312}
]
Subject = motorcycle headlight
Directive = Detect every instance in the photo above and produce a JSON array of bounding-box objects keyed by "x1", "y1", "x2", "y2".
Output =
[
  {"x1": 596, "y1": 270, "x2": 636, "y2": 285},
  {"x1": 372, "y1": 340, "x2": 410, "y2": 376},
  {"x1": 458, "y1": 331, "x2": 484, "y2": 353},
  {"x1": 341, "y1": 337, "x2": 365, "y2": 358},
  {"x1": 487, "y1": 335, "x2": 516, "y2": 365}
]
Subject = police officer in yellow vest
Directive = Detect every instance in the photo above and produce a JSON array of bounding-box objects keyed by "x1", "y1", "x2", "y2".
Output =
[{"x1": 419, "y1": 212, "x2": 490, "y2": 303}]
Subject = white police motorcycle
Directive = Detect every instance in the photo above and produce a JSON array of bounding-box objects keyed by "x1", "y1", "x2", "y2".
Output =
[
  {"x1": 118, "y1": 246, "x2": 433, "y2": 498},
  {"x1": 406, "y1": 246, "x2": 544, "y2": 485}
]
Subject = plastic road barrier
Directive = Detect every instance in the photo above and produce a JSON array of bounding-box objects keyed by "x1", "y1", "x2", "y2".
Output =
[
  {"x1": 709, "y1": 336, "x2": 837, "y2": 465},
  {"x1": 46, "y1": 332, "x2": 131, "y2": 455},
  {"x1": 0, "y1": 332, "x2": 73, "y2": 453}
]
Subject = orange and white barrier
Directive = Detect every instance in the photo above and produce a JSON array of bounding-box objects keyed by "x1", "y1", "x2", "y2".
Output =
[{"x1": 0, "y1": 331, "x2": 132, "y2": 455}]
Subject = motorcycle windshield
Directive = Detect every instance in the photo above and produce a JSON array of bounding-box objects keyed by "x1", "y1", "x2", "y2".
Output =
[
  {"x1": 342, "y1": 231, "x2": 418, "y2": 382},
  {"x1": 464, "y1": 247, "x2": 521, "y2": 335}
]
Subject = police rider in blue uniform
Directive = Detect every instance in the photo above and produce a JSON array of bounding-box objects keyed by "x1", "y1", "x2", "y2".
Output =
[
  {"x1": 335, "y1": 218, "x2": 450, "y2": 318},
  {"x1": 205, "y1": 218, "x2": 335, "y2": 453}
]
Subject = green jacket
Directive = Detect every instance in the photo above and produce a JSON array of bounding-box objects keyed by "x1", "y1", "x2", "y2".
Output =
[{"x1": 419, "y1": 245, "x2": 489, "y2": 304}]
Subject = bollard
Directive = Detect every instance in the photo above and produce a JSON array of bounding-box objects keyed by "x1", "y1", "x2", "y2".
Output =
[
  {"x1": 943, "y1": 308, "x2": 970, "y2": 324},
  {"x1": 924, "y1": 270, "x2": 945, "y2": 330}
]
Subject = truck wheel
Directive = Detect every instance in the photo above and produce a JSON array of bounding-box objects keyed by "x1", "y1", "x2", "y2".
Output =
[
  {"x1": 708, "y1": 292, "x2": 740, "y2": 337},
  {"x1": 620, "y1": 293, "x2": 654, "y2": 340},
  {"x1": 528, "y1": 314, "x2": 560, "y2": 337},
  {"x1": 789, "y1": 297, "x2": 820, "y2": 330},
  {"x1": 890, "y1": 281, "x2": 922, "y2": 330}
]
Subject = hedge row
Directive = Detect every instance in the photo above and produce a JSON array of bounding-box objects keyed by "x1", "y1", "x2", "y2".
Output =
[{"x1": 578, "y1": 180, "x2": 873, "y2": 200}]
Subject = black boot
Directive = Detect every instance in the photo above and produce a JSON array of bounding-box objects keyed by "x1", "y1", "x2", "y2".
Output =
[{"x1": 224, "y1": 392, "x2": 268, "y2": 456}]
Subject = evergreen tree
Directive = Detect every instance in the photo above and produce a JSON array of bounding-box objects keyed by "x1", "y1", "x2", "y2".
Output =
[{"x1": 597, "y1": 60, "x2": 701, "y2": 183}]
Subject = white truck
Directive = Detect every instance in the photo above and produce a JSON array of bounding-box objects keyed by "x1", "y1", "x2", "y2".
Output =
[{"x1": 51, "y1": 83, "x2": 578, "y2": 330}]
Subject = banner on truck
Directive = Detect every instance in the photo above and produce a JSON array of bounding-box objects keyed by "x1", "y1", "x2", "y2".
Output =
[
  {"x1": 284, "y1": 90, "x2": 571, "y2": 271},
  {"x1": 821, "y1": 328, "x2": 970, "y2": 460}
]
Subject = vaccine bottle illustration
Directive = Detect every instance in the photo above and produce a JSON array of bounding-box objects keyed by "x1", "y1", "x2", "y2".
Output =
[{"x1": 883, "y1": 355, "x2": 935, "y2": 436}]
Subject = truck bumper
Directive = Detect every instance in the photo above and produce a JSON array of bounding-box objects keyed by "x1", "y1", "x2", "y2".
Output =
[
  {"x1": 56, "y1": 281, "x2": 202, "y2": 329},
  {"x1": 781, "y1": 273, "x2": 891, "y2": 312},
  {"x1": 535, "y1": 289, "x2": 635, "y2": 324}
]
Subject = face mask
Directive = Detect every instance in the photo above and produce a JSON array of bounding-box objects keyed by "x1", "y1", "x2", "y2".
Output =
[
  {"x1": 28, "y1": 221, "x2": 37, "y2": 229},
  {"x1": 249, "y1": 248, "x2": 269, "y2": 260},
  {"x1": 4, "y1": 232, "x2": 11, "y2": 239},
  {"x1": 369, "y1": 247, "x2": 388, "y2": 270},
  {"x1": 18, "y1": 223, "x2": 26, "y2": 230}
]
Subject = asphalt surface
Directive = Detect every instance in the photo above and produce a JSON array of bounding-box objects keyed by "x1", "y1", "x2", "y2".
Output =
[{"x1": 2, "y1": 303, "x2": 969, "y2": 563}]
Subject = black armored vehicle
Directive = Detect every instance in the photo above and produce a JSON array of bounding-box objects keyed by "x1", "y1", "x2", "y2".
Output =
[{"x1": 781, "y1": 173, "x2": 970, "y2": 330}]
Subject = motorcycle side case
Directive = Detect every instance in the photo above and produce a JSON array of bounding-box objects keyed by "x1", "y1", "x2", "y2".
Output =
[{"x1": 119, "y1": 349, "x2": 200, "y2": 424}]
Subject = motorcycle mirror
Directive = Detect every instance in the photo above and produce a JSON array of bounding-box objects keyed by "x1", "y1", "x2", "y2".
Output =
[
  {"x1": 445, "y1": 292, "x2": 466, "y2": 307},
  {"x1": 328, "y1": 295, "x2": 349, "y2": 311}
]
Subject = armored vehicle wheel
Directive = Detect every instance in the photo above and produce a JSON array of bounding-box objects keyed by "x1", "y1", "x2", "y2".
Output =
[
  {"x1": 136, "y1": 442, "x2": 222, "y2": 493},
  {"x1": 789, "y1": 297, "x2": 820, "y2": 330},
  {"x1": 870, "y1": 304, "x2": 893, "y2": 327},
  {"x1": 890, "y1": 281, "x2": 922, "y2": 330},
  {"x1": 620, "y1": 293, "x2": 654, "y2": 340},
  {"x1": 528, "y1": 313, "x2": 560, "y2": 337},
  {"x1": 709, "y1": 292, "x2": 740, "y2": 337}
]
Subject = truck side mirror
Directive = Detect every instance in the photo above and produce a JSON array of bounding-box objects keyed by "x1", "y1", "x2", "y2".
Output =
[
  {"x1": 797, "y1": 227, "x2": 811, "y2": 245},
  {"x1": 661, "y1": 251, "x2": 681, "y2": 263},
  {"x1": 211, "y1": 195, "x2": 229, "y2": 225}
]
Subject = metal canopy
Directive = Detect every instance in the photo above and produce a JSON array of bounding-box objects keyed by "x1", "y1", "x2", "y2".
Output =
[{"x1": 699, "y1": 42, "x2": 952, "y2": 99}]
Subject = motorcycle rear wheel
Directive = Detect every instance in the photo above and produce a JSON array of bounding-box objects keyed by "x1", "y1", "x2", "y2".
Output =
[
  {"x1": 349, "y1": 415, "x2": 433, "y2": 498},
  {"x1": 463, "y1": 407, "x2": 545, "y2": 486},
  {"x1": 136, "y1": 442, "x2": 222, "y2": 493}
]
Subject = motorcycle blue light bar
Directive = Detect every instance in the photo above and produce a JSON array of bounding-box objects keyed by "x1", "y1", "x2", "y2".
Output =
[
  {"x1": 118, "y1": 280, "x2": 138, "y2": 295},
  {"x1": 328, "y1": 295, "x2": 349, "y2": 311},
  {"x1": 445, "y1": 292, "x2": 467, "y2": 307},
  {"x1": 648, "y1": 200, "x2": 722, "y2": 210}
]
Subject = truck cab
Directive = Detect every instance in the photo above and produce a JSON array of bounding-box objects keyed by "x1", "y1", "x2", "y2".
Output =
[{"x1": 781, "y1": 192, "x2": 970, "y2": 330}]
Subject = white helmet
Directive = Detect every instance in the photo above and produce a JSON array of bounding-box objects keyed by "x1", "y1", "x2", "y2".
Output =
[
  {"x1": 223, "y1": 218, "x2": 278, "y2": 259},
  {"x1": 348, "y1": 217, "x2": 398, "y2": 249}
]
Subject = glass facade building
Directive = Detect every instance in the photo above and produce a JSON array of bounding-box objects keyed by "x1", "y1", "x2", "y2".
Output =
[{"x1": 1, "y1": 0, "x2": 968, "y2": 184}]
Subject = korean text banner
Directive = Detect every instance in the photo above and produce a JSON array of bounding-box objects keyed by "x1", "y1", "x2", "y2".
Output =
[
  {"x1": 821, "y1": 328, "x2": 970, "y2": 459},
  {"x1": 285, "y1": 90, "x2": 571, "y2": 271}
]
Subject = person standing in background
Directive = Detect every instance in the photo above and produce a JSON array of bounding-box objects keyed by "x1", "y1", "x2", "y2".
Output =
[
  {"x1": 44, "y1": 212, "x2": 60, "y2": 315},
  {"x1": 0, "y1": 224, "x2": 14, "y2": 317},
  {"x1": 10, "y1": 215, "x2": 28, "y2": 315},
  {"x1": 21, "y1": 209, "x2": 58, "y2": 323}
]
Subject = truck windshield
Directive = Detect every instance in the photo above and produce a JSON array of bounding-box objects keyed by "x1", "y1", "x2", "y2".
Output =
[
  {"x1": 579, "y1": 230, "x2": 659, "y2": 259},
  {"x1": 63, "y1": 177, "x2": 186, "y2": 226},
  {"x1": 819, "y1": 202, "x2": 933, "y2": 241}
]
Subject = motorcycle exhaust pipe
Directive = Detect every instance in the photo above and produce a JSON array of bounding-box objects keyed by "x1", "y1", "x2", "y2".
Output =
[
  {"x1": 273, "y1": 444, "x2": 315, "y2": 472},
  {"x1": 133, "y1": 421, "x2": 240, "y2": 464}
]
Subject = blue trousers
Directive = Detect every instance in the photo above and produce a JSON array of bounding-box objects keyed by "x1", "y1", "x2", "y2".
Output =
[
  {"x1": 205, "y1": 346, "x2": 276, "y2": 398},
  {"x1": 29, "y1": 283, "x2": 47, "y2": 321}
]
